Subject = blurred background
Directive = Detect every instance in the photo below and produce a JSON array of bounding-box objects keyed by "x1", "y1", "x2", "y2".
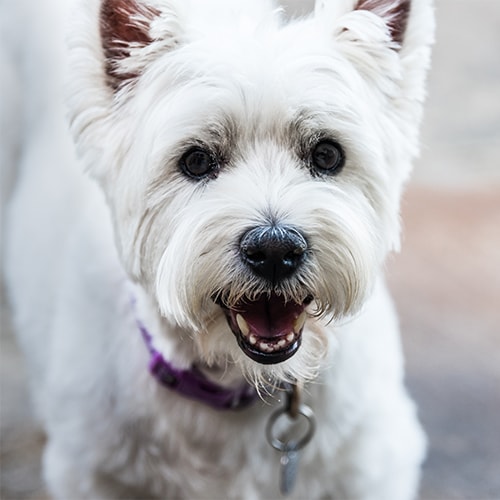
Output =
[
  {"x1": 1, "y1": 0, "x2": 499, "y2": 498},
  {"x1": 386, "y1": 0, "x2": 500, "y2": 497}
]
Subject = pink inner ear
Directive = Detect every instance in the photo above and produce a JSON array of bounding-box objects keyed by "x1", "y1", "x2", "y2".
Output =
[
  {"x1": 100, "y1": 0, "x2": 159, "y2": 87},
  {"x1": 355, "y1": 0, "x2": 411, "y2": 45}
]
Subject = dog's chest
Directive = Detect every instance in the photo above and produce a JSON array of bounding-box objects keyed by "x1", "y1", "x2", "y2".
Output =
[
  {"x1": 104, "y1": 404, "x2": 272, "y2": 497},
  {"x1": 104, "y1": 370, "x2": 349, "y2": 499}
]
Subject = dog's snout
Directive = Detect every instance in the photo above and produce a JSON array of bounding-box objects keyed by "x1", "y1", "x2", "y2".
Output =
[{"x1": 240, "y1": 225, "x2": 307, "y2": 283}]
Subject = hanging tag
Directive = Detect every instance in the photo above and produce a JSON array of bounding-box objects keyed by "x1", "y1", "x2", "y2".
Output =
[
  {"x1": 280, "y1": 442, "x2": 300, "y2": 495},
  {"x1": 266, "y1": 384, "x2": 316, "y2": 496}
]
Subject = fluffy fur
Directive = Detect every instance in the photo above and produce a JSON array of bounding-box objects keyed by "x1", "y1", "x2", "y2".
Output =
[{"x1": 2, "y1": 0, "x2": 434, "y2": 498}]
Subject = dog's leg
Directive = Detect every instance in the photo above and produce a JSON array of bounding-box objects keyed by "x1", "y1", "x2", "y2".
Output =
[
  {"x1": 331, "y1": 393, "x2": 426, "y2": 500},
  {"x1": 44, "y1": 441, "x2": 95, "y2": 500},
  {"x1": 44, "y1": 439, "x2": 164, "y2": 500}
]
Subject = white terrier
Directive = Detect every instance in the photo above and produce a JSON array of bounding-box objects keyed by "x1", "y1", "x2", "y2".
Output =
[{"x1": 2, "y1": 0, "x2": 434, "y2": 498}]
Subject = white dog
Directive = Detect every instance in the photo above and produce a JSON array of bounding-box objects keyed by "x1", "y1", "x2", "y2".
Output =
[{"x1": 2, "y1": 0, "x2": 434, "y2": 498}]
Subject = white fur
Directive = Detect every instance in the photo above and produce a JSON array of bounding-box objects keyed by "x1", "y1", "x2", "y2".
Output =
[{"x1": 3, "y1": 0, "x2": 434, "y2": 498}]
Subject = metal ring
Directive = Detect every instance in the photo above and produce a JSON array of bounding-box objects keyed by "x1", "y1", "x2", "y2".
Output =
[{"x1": 266, "y1": 404, "x2": 316, "y2": 452}]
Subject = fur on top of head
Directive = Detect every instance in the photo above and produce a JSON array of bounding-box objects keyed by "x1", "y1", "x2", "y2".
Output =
[{"x1": 68, "y1": 0, "x2": 434, "y2": 179}]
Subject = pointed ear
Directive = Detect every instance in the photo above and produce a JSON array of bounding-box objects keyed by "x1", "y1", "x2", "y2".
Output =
[
  {"x1": 354, "y1": 0, "x2": 410, "y2": 46},
  {"x1": 100, "y1": 0, "x2": 181, "y2": 89}
]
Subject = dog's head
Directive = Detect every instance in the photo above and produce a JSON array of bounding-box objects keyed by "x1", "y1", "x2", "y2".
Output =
[{"x1": 68, "y1": 0, "x2": 433, "y2": 384}]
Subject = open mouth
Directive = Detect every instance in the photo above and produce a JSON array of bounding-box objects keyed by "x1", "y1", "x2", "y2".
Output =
[{"x1": 220, "y1": 294, "x2": 310, "y2": 365}]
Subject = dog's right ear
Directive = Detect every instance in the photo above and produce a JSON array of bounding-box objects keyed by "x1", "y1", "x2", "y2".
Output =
[{"x1": 100, "y1": 0, "x2": 182, "y2": 89}]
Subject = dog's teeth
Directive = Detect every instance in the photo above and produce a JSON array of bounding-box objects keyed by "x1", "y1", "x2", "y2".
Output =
[
  {"x1": 287, "y1": 332, "x2": 295, "y2": 343},
  {"x1": 236, "y1": 314, "x2": 250, "y2": 336},
  {"x1": 249, "y1": 334, "x2": 257, "y2": 345},
  {"x1": 293, "y1": 312, "x2": 307, "y2": 334},
  {"x1": 278, "y1": 339, "x2": 287, "y2": 348},
  {"x1": 260, "y1": 342, "x2": 271, "y2": 352},
  {"x1": 260, "y1": 342, "x2": 277, "y2": 353}
]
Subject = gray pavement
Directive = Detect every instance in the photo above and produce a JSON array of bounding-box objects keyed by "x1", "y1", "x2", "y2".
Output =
[
  {"x1": 388, "y1": 187, "x2": 500, "y2": 500},
  {"x1": 1, "y1": 1, "x2": 500, "y2": 499}
]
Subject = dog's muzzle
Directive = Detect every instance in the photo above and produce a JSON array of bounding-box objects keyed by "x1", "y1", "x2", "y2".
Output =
[{"x1": 220, "y1": 225, "x2": 310, "y2": 365}]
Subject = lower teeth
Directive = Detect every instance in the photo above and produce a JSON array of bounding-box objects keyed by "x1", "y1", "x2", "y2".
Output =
[
  {"x1": 260, "y1": 342, "x2": 271, "y2": 352},
  {"x1": 254, "y1": 333, "x2": 295, "y2": 353}
]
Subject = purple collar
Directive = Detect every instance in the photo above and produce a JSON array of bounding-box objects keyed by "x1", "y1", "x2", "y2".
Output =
[{"x1": 138, "y1": 322, "x2": 258, "y2": 411}]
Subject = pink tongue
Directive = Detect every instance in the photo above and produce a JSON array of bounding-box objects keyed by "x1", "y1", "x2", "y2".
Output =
[{"x1": 235, "y1": 295, "x2": 305, "y2": 339}]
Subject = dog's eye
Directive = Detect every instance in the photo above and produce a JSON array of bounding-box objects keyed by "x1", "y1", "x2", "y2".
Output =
[
  {"x1": 180, "y1": 147, "x2": 217, "y2": 179},
  {"x1": 311, "y1": 140, "x2": 345, "y2": 174}
]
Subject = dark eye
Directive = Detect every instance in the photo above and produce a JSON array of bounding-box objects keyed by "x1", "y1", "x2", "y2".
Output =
[
  {"x1": 311, "y1": 140, "x2": 345, "y2": 174},
  {"x1": 180, "y1": 147, "x2": 218, "y2": 179}
]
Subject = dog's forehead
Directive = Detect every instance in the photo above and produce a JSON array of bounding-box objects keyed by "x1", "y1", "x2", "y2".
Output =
[
  {"x1": 187, "y1": 19, "x2": 355, "y2": 87},
  {"x1": 141, "y1": 23, "x2": 366, "y2": 137}
]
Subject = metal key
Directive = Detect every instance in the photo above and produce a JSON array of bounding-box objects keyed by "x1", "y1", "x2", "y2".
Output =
[
  {"x1": 266, "y1": 387, "x2": 315, "y2": 496},
  {"x1": 280, "y1": 442, "x2": 300, "y2": 495}
]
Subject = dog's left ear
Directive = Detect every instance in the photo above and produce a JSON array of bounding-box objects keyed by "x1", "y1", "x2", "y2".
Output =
[
  {"x1": 316, "y1": 0, "x2": 419, "y2": 52},
  {"x1": 319, "y1": 0, "x2": 434, "y2": 97},
  {"x1": 100, "y1": 0, "x2": 183, "y2": 89},
  {"x1": 353, "y1": 0, "x2": 410, "y2": 46}
]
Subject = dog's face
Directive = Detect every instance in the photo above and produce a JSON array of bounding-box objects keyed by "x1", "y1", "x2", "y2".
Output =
[{"x1": 68, "y1": 0, "x2": 433, "y2": 383}]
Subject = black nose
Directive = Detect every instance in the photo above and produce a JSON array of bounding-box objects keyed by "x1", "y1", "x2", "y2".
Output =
[{"x1": 240, "y1": 225, "x2": 307, "y2": 283}]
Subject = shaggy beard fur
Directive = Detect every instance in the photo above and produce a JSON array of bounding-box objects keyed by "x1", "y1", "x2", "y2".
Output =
[{"x1": 151, "y1": 148, "x2": 382, "y2": 386}]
